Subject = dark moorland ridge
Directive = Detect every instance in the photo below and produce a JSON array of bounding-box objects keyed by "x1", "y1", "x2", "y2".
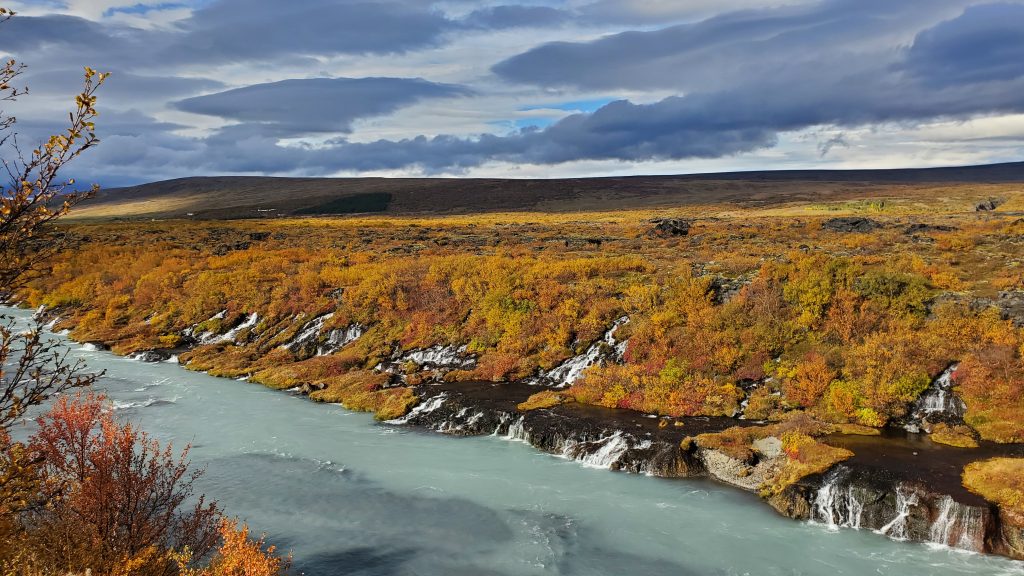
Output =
[{"x1": 79, "y1": 161, "x2": 1024, "y2": 219}]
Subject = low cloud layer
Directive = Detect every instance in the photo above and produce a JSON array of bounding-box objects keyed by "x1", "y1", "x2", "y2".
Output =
[
  {"x1": 174, "y1": 78, "x2": 472, "y2": 136},
  {"x1": 3, "y1": 0, "x2": 1023, "y2": 184}
]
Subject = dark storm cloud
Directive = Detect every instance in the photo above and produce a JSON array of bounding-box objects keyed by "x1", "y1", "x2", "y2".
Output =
[
  {"x1": 903, "y1": 3, "x2": 1024, "y2": 87},
  {"x1": 174, "y1": 77, "x2": 472, "y2": 136},
  {"x1": 464, "y1": 5, "x2": 572, "y2": 29},
  {"x1": 166, "y1": 0, "x2": 458, "y2": 63},
  {"x1": 2, "y1": 1, "x2": 459, "y2": 71}
]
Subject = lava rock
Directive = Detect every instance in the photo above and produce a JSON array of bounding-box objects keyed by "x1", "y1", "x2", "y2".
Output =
[
  {"x1": 822, "y1": 217, "x2": 881, "y2": 233},
  {"x1": 976, "y1": 198, "x2": 1004, "y2": 212},
  {"x1": 905, "y1": 223, "x2": 958, "y2": 234},
  {"x1": 132, "y1": 350, "x2": 172, "y2": 363},
  {"x1": 649, "y1": 218, "x2": 691, "y2": 237}
]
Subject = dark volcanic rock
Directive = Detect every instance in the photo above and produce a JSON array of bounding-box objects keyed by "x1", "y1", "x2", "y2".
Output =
[
  {"x1": 392, "y1": 381, "x2": 741, "y2": 478},
  {"x1": 131, "y1": 349, "x2": 173, "y2": 363},
  {"x1": 997, "y1": 291, "x2": 1024, "y2": 327},
  {"x1": 821, "y1": 217, "x2": 881, "y2": 233},
  {"x1": 649, "y1": 218, "x2": 691, "y2": 237},
  {"x1": 976, "y1": 198, "x2": 1004, "y2": 212},
  {"x1": 905, "y1": 223, "x2": 958, "y2": 234}
]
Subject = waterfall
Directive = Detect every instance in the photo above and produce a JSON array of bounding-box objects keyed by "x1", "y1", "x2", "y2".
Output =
[
  {"x1": 317, "y1": 324, "x2": 364, "y2": 356},
  {"x1": 503, "y1": 416, "x2": 528, "y2": 442},
  {"x1": 386, "y1": 393, "x2": 449, "y2": 425},
  {"x1": 929, "y1": 496, "x2": 984, "y2": 551},
  {"x1": 398, "y1": 345, "x2": 476, "y2": 369},
  {"x1": 283, "y1": 313, "x2": 334, "y2": 352},
  {"x1": 876, "y1": 485, "x2": 919, "y2": 540},
  {"x1": 559, "y1": 431, "x2": 633, "y2": 469},
  {"x1": 536, "y1": 317, "x2": 630, "y2": 388},
  {"x1": 217, "y1": 312, "x2": 259, "y2": 343},
  {"x1": 811, "y1": 467, "x2": 865, "y2": 530},
  {"x1": 906, "y1": 364, "x2": 966, "y2": 432}
]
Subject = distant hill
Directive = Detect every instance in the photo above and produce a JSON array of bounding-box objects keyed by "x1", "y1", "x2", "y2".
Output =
[{"x1": 70, "y1": 161, "x2": 1024, "y2": 219}]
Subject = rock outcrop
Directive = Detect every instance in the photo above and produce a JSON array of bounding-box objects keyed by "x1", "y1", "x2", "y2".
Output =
[
  {"x1": 821, "y1": 217, "x2": 881, "y2": 233},
  {"x1": 976, "y1": 198, "x2": 1004, "y2": 212},
  {"x1": 649, "y1": 218, "x2": 691, "y2": 237}
]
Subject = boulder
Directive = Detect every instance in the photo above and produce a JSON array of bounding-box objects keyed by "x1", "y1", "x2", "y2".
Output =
[
  {"x1": 821, "y1": 217, "x2": 881, "y2": 233},
  {"x1": 976, "y1": 198, "x2": 1004, "y2": 212},
  {"x1": 649, "y1": 218, "x2": 691, "y2": 237}
]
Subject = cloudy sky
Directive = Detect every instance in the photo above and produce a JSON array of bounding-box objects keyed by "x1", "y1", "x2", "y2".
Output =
[{"x1": 2, "y1": 0, "x2": 1024, "y2": 185}]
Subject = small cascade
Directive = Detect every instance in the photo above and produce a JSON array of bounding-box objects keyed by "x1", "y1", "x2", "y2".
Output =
[
  {"x1": 317, "y1": 324, "x2": 364, "y2": 356},
  {"x1": 184, "y1": 309, "x2": 227, "y2": 342},
  {"x1": 504, "y1": 416, "x2": 528, "y2": 442},
  {"x1": 929, "y1": 496, "x2": 984, "y2": 551},
  {"x1": 811, "y1": 467, "x2": 865, "y2": 530},
  {"x1": 534, "y1": 317, "x2": 629, "y2": 388},
  {"x1": 386, "y1": 393, "x2": 450, "y2": 425},
  {"x1": 876, "y1": 485, "x2": 920, "y2": 540},
  {"x1": 398, "y1": 345, "x2": 476, "y2": 369},
  {"x1": 905, "y1": 364, "x2": 966, "y2": 432},
  {"x1": 557, "y1": 431, "x2": 639, "y2": 469},
  {"x1": 284, "y1": 314, "x2": 334, "y2": 352},
  {"x1": 217, "y1": 312, "x2": 259, "y2": 343},
  {"x1": 376, "y1": 345, "x2": 477, "y2": 383}
]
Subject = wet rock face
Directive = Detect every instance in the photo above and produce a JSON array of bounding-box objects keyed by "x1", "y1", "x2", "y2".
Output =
[
  {"x1": 649, "y1": 218, "x2": 691, "y2": 237},
  {"x1": 392, "y1": 381, "x2": 710, "y2": 478},
  {"x1": 777, "y1": 466, "x2": 996, "y2": 553},
  {"x1": 998, "y1": 518, "x2": 1024, "y2": 559},
  {"x1": 821, "y1": 217, "x2": 881, "y2": 233},
  {"x1": 130, "y1": 350, "x2": 174, "y2": 363}
]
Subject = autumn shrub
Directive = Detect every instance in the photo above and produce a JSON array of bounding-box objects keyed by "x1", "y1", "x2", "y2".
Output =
[{"x1": 1, "y1": 394, "x2": 219, "y2": 575}]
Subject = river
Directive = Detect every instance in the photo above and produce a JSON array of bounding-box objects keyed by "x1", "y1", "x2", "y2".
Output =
[{"x1": 5, "y1": 307, "x2": 1024, "y2": 576}]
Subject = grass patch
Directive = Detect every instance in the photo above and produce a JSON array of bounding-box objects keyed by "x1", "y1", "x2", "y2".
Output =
[
  {"x1": 930, "y1": 423, "x2": 980, "y2": 448},
  {"x1": 517, "y1": 390, "x2": 570, "y2": 411},
  {"x1": 963, "y1": 458, "x2": 1024, "y2": 522}
]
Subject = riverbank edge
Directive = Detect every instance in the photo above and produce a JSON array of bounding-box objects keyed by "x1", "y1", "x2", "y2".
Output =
[{"x1": 5, "y1": 304, "x2": 1023, "y2": 562}]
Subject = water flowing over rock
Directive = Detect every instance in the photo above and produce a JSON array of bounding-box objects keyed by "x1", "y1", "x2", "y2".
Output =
[
  {"x1": 317, "y1": 324, "x2": 364, "y2": 356},
  {"x1": 375, "y1": 345, "x2": 477, "y2": 384},
  {"x1": 129, "y1": 349, "x2": 175, "y2": 363},
  {"x1": 284, "y1": 313, "x2": 334, "y2": 355},
  {"x1": 930, "y1": 496, "x2": 985, "y2": 551},
  {"x1": 776, "y1": 463, "x2": 996, "y2": 553},
  {"x1": 183, "y1": 309, "x2": 227, "y2": 343},
  {"x1": 386, "y1": 392, "x2": 451, "y2": 425},
  {"x1": 217, "y1": 312, "x2": 259, "y2": 344},
  {"x1": 812, "y1": 467, "x2": 867, "y2": 530},
  {"x1": 904, "y1": 364, "x2": 967, "y2": 433},
  {"x1": 531, "y1": 317, "x2": 629, "y2": 388}
]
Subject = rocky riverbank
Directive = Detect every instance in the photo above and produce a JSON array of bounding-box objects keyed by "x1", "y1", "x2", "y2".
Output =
[{"x1": 381, "y1": 380, "x2": 1024, "y2": 559}]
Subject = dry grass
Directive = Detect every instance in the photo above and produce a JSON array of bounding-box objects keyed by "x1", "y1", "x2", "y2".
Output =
[{"x1": 963, "y1": 458, "x2": 1024, "y2": 522}]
